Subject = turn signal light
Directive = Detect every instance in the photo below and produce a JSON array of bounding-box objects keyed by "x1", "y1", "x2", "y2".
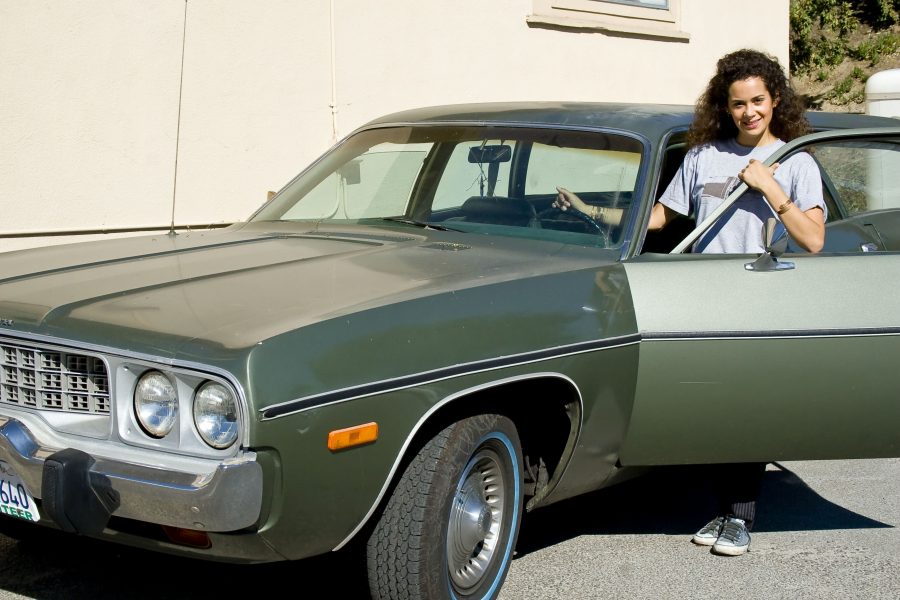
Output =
[
  {"x1": 162, "y1": 525, "x2": 212, "y2": 549},
  {"x1": 328, "y1": 422, "x2": 378, "y2": 451}
]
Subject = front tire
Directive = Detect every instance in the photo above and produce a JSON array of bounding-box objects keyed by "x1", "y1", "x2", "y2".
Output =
[{"x1": 367, "y1": 414, "x2": 523, "y2": 600}]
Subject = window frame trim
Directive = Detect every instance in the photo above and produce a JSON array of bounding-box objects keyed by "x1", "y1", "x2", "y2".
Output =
[{"x1": 527, "y1": 0, "x2": 689, "y2": 41}]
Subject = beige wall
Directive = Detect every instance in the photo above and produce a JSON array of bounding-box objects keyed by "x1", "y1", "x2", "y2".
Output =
[{"x1": 0, "y1": 0, "x2": 789, "y2": 253}]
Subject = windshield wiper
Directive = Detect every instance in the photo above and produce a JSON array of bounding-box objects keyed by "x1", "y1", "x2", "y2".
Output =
[{"x1": 381, "y1": 217, "x2": 459, "y2": 232}]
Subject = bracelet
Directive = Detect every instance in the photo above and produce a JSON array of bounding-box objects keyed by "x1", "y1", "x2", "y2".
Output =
[{"x1": 776, "y1": 200, "x2": 794, "y2": 215}]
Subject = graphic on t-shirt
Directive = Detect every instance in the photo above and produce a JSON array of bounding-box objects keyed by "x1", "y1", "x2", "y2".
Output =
[{"x1": 701, "y1": 176, "x2": 741, "y2": 202}]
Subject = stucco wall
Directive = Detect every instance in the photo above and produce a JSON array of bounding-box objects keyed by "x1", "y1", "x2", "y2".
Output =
[{"x1": 0, "y1": 0, "x2": 789, "y2": 252}]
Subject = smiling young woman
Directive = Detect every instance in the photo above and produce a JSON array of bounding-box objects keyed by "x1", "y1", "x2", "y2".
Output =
[
  {"x1": 553, "y1": 48, "x2": 828, "y2": 554},
  {"x1": 661, "y1": 49, "x2": 827, "y2": 554}
]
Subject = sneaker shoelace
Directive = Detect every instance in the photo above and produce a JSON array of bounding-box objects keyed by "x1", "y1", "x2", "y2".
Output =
[
  {"x1": 718, "y1": 520, "x2": 746, "y2": 544},
  {"x1": 701, "y1": 517, "x2": 724, "y2": 534}
]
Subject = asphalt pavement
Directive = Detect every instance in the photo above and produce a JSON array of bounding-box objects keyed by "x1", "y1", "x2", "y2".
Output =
[{"x1": 0, "y1": 458, "x2": 896, "y2": 599}]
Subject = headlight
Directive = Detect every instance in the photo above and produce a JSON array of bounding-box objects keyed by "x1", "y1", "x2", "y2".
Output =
[
  {"x1": 193, "y1": 381, "x2": 239, "y2": 449},
  {"x1": 134, "y1": 371, "x2": 178, "y2": 438}
]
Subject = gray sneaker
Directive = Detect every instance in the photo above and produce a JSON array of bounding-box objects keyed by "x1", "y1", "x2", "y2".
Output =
[
  {"x1": 691, "y1": 516, "x2": 725, "y2": 546},
  {"x1": 712, "y1": 517, "x2": 751, "y2": 556}
]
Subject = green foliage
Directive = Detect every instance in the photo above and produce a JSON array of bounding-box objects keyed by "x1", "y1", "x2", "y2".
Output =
[
  {"x1": 824, "y1": 74, "x2": 867, "y2": 105},
  {"x1": 851, "y1": 31, "x2": 900, "y2": 65},
  {"x1": 790, "y1": 0, "x2": 857, "y2": 74},
  {"x1": 856, "y1": 0, "x2": 899, "y2": 27},
  {"x1": 791, "y1": 0, "x2": 899, "y2": 108},
  {"x1": 790, "y1": 0, "x2": 898, "y2": 74}
]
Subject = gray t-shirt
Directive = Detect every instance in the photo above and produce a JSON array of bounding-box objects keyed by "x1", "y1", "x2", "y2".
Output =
[{"x1": 658, "y1": 138, "x2": 825, "y2": 253}]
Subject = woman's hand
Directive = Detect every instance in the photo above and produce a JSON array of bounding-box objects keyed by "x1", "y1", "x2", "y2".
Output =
[
  {"x1": 739, "y1": 159, "x2": 825, "y2": 253},
  {"x1": 738, "y1": 159, "x2": 779, "y2": 192},
  {"x1": 553, "y1": 187, "x2": 590, "y2": 214}
]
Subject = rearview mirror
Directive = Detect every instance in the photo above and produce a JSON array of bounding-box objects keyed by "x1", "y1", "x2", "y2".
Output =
[{"x1": 468, "y1": 145, "x2": 512, "y2": 164}]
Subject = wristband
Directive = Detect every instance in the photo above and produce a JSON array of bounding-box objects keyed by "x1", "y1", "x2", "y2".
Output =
[{"x1": 776, "y1": 200, "x2": 794, "y2": 215}]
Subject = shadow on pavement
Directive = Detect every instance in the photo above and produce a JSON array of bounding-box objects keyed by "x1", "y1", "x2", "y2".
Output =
[
  {"x1": 513, "y1": 462, "x2": 891, "y2": 558},
  {"x1": 0, "y1": 527, "x2": 370, "y2": 599},
  {"x1": 0, "y1": 463, "x2": 889, "y2": 599}
]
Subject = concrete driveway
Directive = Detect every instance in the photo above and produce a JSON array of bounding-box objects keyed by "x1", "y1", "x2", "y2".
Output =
[
  {"x1": 500, "y1": 458, "x2": 899, "y2": 599},
  {"x1": 0, "y1": 458, "x2": 896, "y2": 599}
]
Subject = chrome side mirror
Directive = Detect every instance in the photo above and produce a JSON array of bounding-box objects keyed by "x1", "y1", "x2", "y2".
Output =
[{"x1": 745, "y1": 218, "x2": 795, "y2": 272}]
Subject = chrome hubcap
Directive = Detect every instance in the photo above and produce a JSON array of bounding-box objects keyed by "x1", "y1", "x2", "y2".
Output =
[{"x1": 447, "y1": 447, "x2": 506, "y2": 592}]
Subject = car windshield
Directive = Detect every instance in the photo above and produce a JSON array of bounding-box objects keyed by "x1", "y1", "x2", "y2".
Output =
[{"x1": 252, "y1": 125, "x2": 645, "y2": 249}]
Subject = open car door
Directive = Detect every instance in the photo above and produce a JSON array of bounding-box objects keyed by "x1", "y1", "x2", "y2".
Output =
[{"x1": 619, "y1": 127, "x2": 900, "y2": 465}]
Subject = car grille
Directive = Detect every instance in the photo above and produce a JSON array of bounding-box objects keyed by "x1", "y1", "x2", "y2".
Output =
[{"x1": 0, "y1": 341, "x2": 110, "y2": 415}]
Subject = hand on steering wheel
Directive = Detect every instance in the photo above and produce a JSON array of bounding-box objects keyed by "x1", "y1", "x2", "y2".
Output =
[
  {"x1": 553, "y1": 187, "x2": 591, "y2": 214},
  {"x1": 546, "y1": 187, "x2": 607, "y2": 237}
]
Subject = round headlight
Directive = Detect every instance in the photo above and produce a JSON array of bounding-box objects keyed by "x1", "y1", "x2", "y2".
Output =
[
  {"x1": 134, "y1": 371, "x2": 178, "y2": 438},
  {"x1": 193, "y1": 382, "x2": 239, "y2": 449}
]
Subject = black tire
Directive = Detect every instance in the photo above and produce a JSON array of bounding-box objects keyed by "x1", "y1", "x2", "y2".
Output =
[{"x1": 367, "y1": 414, "x2": 523, "y2": 600}]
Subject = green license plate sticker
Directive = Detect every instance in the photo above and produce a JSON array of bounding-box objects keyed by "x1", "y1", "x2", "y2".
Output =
[{"x1": 0, "y1": 461, "x2": 40, "y2": 522}]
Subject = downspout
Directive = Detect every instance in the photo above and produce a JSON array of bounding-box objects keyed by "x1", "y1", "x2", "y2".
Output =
[
  {"x1": 170, "y1": 0, "x2": 189, "y2": 236},
  {"x1": 329, "y1": 0, "x2": 338, "y2": 142}
]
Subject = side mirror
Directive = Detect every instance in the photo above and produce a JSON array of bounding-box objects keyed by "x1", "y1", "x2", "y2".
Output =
[
  {"x1": 745, "y1": 217, "x2": 795, "y2": 272},
  {"x1": 339, "y1": 160, "x2": 361, "y2": 185},
  {"x1": 764, "y1": 218, "x2": 789, "y2": 256}
]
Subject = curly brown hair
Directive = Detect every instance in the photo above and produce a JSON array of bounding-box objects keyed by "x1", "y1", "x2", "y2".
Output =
[{"x1": 687, "y1": 49, "x2": 810, "y2": 148}]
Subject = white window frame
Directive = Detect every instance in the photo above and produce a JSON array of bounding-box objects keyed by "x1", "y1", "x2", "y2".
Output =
[{"x1": 528, "y1": 0, "x2": 689, "y2": 41}]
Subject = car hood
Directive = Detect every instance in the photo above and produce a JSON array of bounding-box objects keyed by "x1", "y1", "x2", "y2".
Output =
[{"x1": 0, "y1": 223, "x2": 606, "y2": 358}]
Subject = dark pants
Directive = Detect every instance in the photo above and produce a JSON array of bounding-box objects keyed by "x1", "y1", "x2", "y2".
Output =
[{"x1": 713, "y1": 462, "x2": 767, "y2": 531}]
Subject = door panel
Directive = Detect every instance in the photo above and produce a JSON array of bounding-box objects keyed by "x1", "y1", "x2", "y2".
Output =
[
  {"x1": 619, "y1": 125, "x2": 900, "y2": 466},
  {"x1": 619, "y1": 253, "x2": 900, "y2": 464}
]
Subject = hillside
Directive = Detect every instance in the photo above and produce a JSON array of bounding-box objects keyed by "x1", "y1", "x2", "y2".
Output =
[{"x1": 792, "y1": 22, "x2": 900, "y2": 113}]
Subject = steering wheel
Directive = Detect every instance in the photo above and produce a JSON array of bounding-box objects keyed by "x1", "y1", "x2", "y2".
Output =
[{"x1": 537, "y1": 205, "x2": 611, "y2": 243}]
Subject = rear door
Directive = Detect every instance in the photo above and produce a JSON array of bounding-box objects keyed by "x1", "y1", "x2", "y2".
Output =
[{"x1": 618, "y1": 128, "x2": 900, "y2": 465}]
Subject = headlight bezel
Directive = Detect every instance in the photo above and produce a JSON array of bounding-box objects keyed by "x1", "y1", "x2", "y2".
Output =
[{"x1": 118, "y1": 362, "x2": 246, "y2": 459}]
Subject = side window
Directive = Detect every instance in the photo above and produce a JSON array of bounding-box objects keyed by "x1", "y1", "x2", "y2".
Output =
[
  {"x1": 641, "y1": 141, "x2": 693, "y2": 254},
  {"x1": 656, "y1": 142, "x2": 686, "y2": 199},
  {"x1": 804, "y1": 138, "x2": 900, "y2": 253},
  {"x1": 812, "y1": 141, "x2": 900, "y2": 215}
]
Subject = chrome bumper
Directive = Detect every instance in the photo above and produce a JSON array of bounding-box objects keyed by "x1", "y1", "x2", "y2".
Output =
[{"x1": 0, "y1": 416, "x2": 263, "y2": 532}]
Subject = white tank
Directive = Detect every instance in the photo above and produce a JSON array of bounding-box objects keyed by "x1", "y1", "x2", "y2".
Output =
[{"x1": 865, "y1": 68, "x2": 900, "y2": 117}]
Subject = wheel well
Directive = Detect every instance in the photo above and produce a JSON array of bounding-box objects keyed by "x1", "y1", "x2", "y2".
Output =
[
  {"x1": 345, "y1": 376, "x2": 579, "y2": 552},
  {"x1": 411, "y1": 376, "x2": 579, "y2": 506}
]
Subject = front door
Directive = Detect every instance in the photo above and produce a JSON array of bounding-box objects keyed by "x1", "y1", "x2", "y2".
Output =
[{"x1": 618, "y1": 128, "x2": 900, "y2": 465}]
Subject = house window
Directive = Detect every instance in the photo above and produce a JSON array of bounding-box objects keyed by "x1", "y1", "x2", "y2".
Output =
[
  {"x1": 608, "y1": 0, "x2": 668, "y2": 7},
  {"x1": 528, "y1": 0, "x2": 688, "y2": 41}
]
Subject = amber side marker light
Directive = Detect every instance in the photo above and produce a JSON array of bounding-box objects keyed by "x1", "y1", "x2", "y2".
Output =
[
  {"x1": 162, "y1": 525, "x2": 212, "y2": 549},
  {"x1": 328, "y1": 422, "x2": 379, "y2": 451}
]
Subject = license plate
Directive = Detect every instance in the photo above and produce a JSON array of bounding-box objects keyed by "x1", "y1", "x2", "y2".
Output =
[{"x1": 0, "y1": 461, "x2": 40, "y2": 522}]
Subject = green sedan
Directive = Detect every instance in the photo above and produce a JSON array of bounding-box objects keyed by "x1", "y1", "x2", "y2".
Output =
[{"x1": 0, "y1": 103, "x2": 898, "y2": 599}]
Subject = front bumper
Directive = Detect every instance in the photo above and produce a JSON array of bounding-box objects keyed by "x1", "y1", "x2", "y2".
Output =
[{"x1": 0, "y1": 416, "x2": 263, "y2": 532}]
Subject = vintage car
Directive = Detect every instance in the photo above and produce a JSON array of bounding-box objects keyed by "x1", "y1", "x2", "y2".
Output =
[{"x1": 0, "y1": 103, "x2": 898, "y2": 599}]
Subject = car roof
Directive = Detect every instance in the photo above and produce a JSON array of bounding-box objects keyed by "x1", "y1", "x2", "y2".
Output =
[
  {"x1": 364, "y1": 102, "x2": 696, "y2": 141},
  {"x1": 363, "y1": 101, "x2": 898, "y2": 142}
]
